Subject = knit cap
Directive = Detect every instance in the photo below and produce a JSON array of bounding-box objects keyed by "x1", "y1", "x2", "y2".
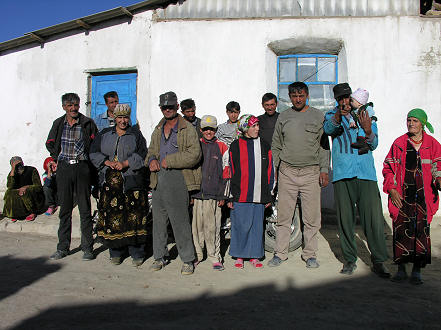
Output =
[
  {"x1": 351, "y1": 88, "x2": 369, "y2": 105},
  {"x1": 407, "y1": 108, "x2": 434, "y2": 133}
]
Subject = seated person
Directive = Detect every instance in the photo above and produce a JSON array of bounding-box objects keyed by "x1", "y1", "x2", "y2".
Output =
[
  {"x1": 42, "y1": 156, "x2": 58, "y2": 215},
  {"x1": 3, "y1": 156, "x2": 45, "y2": 222}
]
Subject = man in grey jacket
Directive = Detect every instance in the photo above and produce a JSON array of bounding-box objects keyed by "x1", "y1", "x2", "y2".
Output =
[{"x1": 268, "y1": 82, "x2": 330, "y2": 269}]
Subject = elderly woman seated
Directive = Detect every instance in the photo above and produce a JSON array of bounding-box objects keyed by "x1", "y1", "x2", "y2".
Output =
[{"x1": 3, "y1": 156, "x2": 45, "y2": 222}]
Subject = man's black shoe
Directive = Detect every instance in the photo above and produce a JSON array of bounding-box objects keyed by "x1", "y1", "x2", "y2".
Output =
[
  {"x1": 82, "y1": 251, "x2": 95, "y2": 261},
  {"x1": 50, "y1": 250, "x2": 68, "y2": 260},
  {"x1": 372, "y1": 263, "x2": 391, "y2": 278},
  {"x1": 340, "y1": 262, "x2": 357, "y2": 275}
]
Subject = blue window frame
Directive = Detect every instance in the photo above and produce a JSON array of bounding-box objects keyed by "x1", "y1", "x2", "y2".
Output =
[{"x1": 277, "y1": 54, "x2": 338, "y2": 113}]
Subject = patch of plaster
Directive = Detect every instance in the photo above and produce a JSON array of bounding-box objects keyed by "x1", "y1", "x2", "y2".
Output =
[{"x1": 417, "y1": 47, "x2": 441, "y2": 68}]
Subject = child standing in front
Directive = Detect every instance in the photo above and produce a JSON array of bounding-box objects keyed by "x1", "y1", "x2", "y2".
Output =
[
  {"x1": 192, "y1": 115, "x2": 231, "y2": 271},
  {"x1": 228, "y1": 114, "x2": 275, "y2": 269}
]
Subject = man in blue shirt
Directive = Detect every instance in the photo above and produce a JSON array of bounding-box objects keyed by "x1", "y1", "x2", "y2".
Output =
[
  {"x1": 323, "y1": 83, "x2": 389, "y2": 277},
  {"x1": 95, "y1": 91, "x2": 119, "y2": 131}
]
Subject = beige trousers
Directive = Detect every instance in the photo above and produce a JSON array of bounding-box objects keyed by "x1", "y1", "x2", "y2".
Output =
[
  {"x1": 275, "y1": 162, "x2": 321, "y2": 261},
  {"x1": 192, "y1": 199, "x2": 222, "y2": 263}
]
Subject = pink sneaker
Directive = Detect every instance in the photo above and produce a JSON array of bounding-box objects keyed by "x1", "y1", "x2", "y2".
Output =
[
  {"x1": 25, "y1": 214, "x2": 36, "y2": 221},
  {"x1": 45, "y1": 206, "x2": 57, "y2": 216}
]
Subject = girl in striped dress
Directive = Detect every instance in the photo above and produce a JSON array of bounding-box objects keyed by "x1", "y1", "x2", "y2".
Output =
[{"x1": 228, "y1": 114, "x2": 275, "y2": 269}]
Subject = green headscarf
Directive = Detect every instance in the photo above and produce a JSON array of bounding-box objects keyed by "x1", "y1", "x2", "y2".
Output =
[{"x1": 407, "y1": 108, "x2": 434, "y2": 133}]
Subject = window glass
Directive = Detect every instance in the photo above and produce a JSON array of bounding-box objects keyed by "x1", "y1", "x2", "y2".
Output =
[
  {"x1": 317, "y1": 57, "x2": 336, "y2": 82},
  {"x1": 279, "y1": 58, "x2": 296, "y2": 82},
  {"x1": 277, "y1": 54, "x2": 337, "y2": 113},
  {"x1": 297, "y1": 57, "x2": 316, "y2": 82}
]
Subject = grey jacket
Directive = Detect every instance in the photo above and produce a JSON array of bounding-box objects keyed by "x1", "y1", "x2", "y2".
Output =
[{"x1": 90, "y1": 126, "x2": 148, "y2": 192}]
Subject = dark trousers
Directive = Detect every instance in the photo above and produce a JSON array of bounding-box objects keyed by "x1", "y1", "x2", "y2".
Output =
[
  {"x1": 109, "y1": 245, "x2": 145, "y2": 259},
  {"x1": 334, "y1": 178, "x2": 389, "y2": 264},
  {"x1": 56, "y1": 161, "x2": 93, "y2": 253},
  {"x1": 152, "y1": 169, "x2": 195, "y2": 263},
  {"x1": 43, "y1": 185, "x2": 57, "y2": 207}
]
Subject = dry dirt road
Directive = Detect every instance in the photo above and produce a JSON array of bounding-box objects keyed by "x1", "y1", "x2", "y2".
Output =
[{"x1": 1, "y1": 225, "x2": 441, "y2": 330}]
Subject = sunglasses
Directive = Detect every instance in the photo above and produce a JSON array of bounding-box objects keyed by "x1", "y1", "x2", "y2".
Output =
[
  {"x1": 161, "y1": 105, "x2": 176, "y2": 111},
  {"x1": 201, "y1": 127, "x2": 216, "y2": 132}
]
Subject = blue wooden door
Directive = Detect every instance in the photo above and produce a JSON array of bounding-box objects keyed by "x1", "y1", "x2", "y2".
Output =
[{"x1": 91, "y1": 73, "x2": 137, "y2": 126}]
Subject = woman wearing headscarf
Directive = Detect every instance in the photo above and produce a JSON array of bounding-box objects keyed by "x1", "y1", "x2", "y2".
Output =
[
  {"x1": 228, "y1": 114, "x2": 275, "y2": 269},
  {"x1": 3, "y1": 156, "x2": 45, "y2": 221},
  {"x1": 383, "y1": 108, "x2": 441, "y2": 284},
  {"x1": 90, "y1": 104, "x2": 149, "y2": 267}
]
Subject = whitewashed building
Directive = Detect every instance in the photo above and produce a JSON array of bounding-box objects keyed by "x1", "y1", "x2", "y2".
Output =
[{"x1": 0, "y1": 0, "x2": 440, "y2": 213}]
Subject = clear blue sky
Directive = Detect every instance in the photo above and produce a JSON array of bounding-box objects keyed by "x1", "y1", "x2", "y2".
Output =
[{"x1": 0, "y1": 0, "x2": 142, "y2": 43}]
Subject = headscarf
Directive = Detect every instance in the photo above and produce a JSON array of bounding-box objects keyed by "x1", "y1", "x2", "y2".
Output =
[
  {"x1": 43, "y1": 157, "x2": 55, "y2": 172},
  {"x1": 407, "y1": 108, "x2": 434, "y2": 133},
  {"x1": 237, "y1": 114, "x2": 259, "y2": 137},
  {"x1": 10, "y1": 156, "x2": 23, "y2": 165}
]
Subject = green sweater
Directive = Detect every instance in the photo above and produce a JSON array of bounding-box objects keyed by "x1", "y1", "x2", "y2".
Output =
[{"x1": 271, "y1": 107, "x2": 330, "y2": 173}]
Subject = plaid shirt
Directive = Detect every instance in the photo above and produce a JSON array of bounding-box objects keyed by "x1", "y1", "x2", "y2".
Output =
[{"x1": 58, "y1": 119, "x2": 87, "y2": 162}]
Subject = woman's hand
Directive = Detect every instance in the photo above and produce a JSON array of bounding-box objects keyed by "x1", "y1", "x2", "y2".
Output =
[
  {"x1": 18, "y1": 186, "x2": 28, "y2": 196},
  {"x1": 389, "y1": 188, "x2": 403, "y2": 209},
  {"x1": 113, "y1": 160, "x2": 129, "y2": 171},
  {"x1": 218, "y1": 200, "x2": 225, "y2": 207},
  {"x1": 265, "y1": 202, "x2": 271, "y2": 208},
  {"x1": 149, "y1": 159, "x2": 160, "y2": 172},
  {"x1": 227, "y1": 202, "x2": 234, "y2": 209}
]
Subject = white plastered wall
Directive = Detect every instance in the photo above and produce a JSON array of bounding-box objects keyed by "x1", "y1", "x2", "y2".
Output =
[{"x1": 1, "y1": 13, "x2": 440, "y2": 215}]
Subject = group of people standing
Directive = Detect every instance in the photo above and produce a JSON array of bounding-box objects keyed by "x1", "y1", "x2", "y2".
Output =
[{"x1": 3, "y1": 81, "x2": 440, "y2": 283}]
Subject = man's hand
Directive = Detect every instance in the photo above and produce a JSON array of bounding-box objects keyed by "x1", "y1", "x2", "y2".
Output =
[
  {"x1": 358, "y1": 109, "x2": 372, "y2": 136},
  {"x1": 436, "y1": 177, "x2": 441, "y2": 191},
  {"x1": 389, "y1": 188, "x2": 403, "y2": 209},
  {"x1": 161, "y1": 158, "x2": 168, "y2": 169},
  {"x1": 149, "y1": 159, "x2": 160, "y2": 172},
  {"x1": 18, "y1": 186, "x2": 28, "y2": 196},
  {"x1": 227, "y1": 202, "x2": 234, "y2": 209},
  {"x1": 218, "y1": 200, "x2": 225, "y2": 207},
  {"x1": 265, "y1": 202, "x2": 271, "y2": 208},
  {"x1": 335, "y1": 103, "x2": 351, "y2": 123},
  {"x1": 319, "y1": 172, "x2": 329, "y2": 187}
]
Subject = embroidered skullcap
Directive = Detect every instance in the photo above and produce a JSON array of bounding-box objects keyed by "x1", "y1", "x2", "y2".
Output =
[{"x1": 113, "y1": 104, "x2": 131, "y2": 117}]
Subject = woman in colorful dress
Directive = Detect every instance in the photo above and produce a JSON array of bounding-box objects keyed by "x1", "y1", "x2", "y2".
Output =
[
  {"x1": 228, "y1": 114, "x2": 275, "y2": 269},
  {"x1": 90, "y1": 104, "x2": 149, "y2": 266},
  {"x1": 383, "y1": 108, "x2": 441, "y2": 284}
]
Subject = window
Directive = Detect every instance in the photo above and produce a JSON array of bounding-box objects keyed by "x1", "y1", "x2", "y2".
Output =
[{"x1": 277, "y1": 54, "x2": 338, "y2": 113}]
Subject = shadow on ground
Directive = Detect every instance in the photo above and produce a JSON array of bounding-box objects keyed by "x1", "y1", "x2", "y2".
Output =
[
  {"x1": 0, "y1": 255, "x2": 62, "y2": 301},
  {"x1": 10, "y1": 271, "x2": 441, "y2": 330}
]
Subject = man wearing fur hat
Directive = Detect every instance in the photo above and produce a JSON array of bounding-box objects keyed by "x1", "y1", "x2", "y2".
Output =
[
  {"x1": 323, "y1": 83, "x2": 390, "y2": 277},
  {"x1": 146, "y1": 91, "x2": 201, "y2": 275}
]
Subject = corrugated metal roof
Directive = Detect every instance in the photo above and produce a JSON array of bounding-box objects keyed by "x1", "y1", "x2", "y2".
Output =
[
  {"x1": 0, "y1": 0, "x2": 180, "y2": 54},
  {"x1": 156, "y1": 0, "x2": 420, "y2": 19}
]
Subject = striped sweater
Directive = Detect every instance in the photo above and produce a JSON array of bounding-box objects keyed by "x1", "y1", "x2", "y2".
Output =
[{"x1": 229, "y1": 137, "x2": 275, "y2": 204}]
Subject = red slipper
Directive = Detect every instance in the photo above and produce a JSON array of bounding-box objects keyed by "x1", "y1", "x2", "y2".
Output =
[
  {"x1": 250, "y1": 258, "x2": 263, "y2": 268},
  {"x1": 25, "y1": 214, "x2": 36, "y2": 221},
  {"x1": 11, "y1": 218, "x2": 17, "y2": 222},
  {"x1": 234, "y1": 258, "x2": 244, "y2": 269}
]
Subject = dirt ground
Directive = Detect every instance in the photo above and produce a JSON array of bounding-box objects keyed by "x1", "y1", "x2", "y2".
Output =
[{"x1": 1, "y1": 223, "x2": 441, "y2": 330}]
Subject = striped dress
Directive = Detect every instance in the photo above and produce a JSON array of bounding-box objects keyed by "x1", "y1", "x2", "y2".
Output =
[{"x1": 228, "y1": 137, "x2": 275, "y2": 258}]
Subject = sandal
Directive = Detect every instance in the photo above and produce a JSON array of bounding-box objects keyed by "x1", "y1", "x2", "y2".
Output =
[
  {"x1": 250, "y1": 258, "x2": 263, "y2": 268},
  {"x1": 25, "y1": 214, "x2": 36, "y2": 221},
  {"x1": 212, "y1": 262, "x2": 225, "y2": 271},
  {"x1": 234, "y1": 258, "x2": 244, "y2": 269}
]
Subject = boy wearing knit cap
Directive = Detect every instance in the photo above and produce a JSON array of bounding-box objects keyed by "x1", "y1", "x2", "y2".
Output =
[{"x1": 347, "y1": 88, "x2": 377, "y2": 155}]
